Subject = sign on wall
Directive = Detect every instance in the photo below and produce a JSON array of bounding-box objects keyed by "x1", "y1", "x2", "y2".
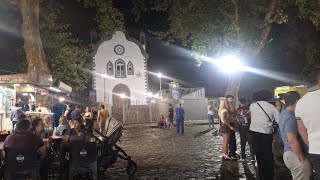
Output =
[
  {"x1": 171, "y1": 88, "x2": 180, "y2": 104},
  {"x1": 0, "y1": 74, "x2": 34, "y2": 84},
  {"x1": 58, "y1": 82, "x2": 72, "y2": 93}
]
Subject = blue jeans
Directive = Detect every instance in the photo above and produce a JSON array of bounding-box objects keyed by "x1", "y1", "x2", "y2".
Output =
[
  {"x1": 208, "y1": 114, "x2": 213, "y2": 127},
  {"x1": 176, "y1": 119, "x2": 184, "y2": 134}
]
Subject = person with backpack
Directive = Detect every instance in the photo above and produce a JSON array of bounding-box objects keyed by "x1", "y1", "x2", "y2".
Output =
[{"x1": 174, "y1": 104, "x2": 185, "y2": 135}]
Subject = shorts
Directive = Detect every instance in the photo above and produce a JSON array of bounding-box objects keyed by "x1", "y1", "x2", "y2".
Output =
[
  {"x1": 219, "y1": 120, "x2": 232, "y2": 133},
  {"x1": 169, "y1": 117, "x2": 173, "y2": 123}
]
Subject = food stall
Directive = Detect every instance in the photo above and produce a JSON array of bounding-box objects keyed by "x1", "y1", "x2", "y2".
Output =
[{"x1": 0, "y1": 69, "x2": 72, "y2": 132}]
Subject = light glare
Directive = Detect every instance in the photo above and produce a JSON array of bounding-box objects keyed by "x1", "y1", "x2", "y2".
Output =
[
  {"x1": 216, "y1": 55, "x2": 244, "y2": 73},
  {"x1": 50, "y1": 87, "x2": 61, "y2": 92},
  {"x1": 101, "y1": 73, "x2": 108, "y2": 79},
  {"x1": 120, "y1": 93, "x2": 126, "y2": 99}
]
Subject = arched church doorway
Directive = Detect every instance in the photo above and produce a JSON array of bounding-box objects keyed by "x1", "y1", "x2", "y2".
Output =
[{"x1": 112, "y1": 84, "x2": 130, "y2": 122}]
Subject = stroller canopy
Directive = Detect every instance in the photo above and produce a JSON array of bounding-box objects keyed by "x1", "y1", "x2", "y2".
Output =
[{"x1": 102, "y1": 117, "x2": 123, "y2": 137}]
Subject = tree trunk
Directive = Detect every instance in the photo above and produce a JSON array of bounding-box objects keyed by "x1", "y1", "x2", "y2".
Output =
[
  {"x1": 225, "y1": 73, "x2": 242, "y2": 106},
  {"x1": 19, "y1": 0, "x2": 49, "y2": 74}
]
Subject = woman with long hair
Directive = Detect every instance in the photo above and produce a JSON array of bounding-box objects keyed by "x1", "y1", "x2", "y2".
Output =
[
  {"x1": 83, "y1": 107, "x2": 93, "y2": 130},
  {"x1": 219, "y1": 96, "x2": 236, "y2": 161}
]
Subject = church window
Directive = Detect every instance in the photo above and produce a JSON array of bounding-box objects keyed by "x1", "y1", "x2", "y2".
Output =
[
  {"x1": 107, "y1": 61, "x2": 113, "y2": 75},
  {"x1": 127, "y1": 61, "x2": 134, "y2": 75},
  {"x1": 115, "y1": 59, "x2": 126, "y2": 78}
]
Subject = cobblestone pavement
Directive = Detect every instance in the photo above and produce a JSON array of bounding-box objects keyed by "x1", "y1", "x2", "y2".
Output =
[{"x1": 103, "y1": 124, "x2": 293, "y2": 180}]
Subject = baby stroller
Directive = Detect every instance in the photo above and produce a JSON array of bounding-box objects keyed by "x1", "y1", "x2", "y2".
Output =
[{"x1": 92, "y1": 117, "x2": 137, "y2": 176}]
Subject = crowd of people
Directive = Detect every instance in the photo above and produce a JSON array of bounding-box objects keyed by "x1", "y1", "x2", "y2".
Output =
[
  {"x1": 5, "y1": 104, "x2": 111, "y2": 179},
  {"x1": 157, "y1": 104, "x2": 185, "y2": 135},
  {"x1": 216, "y1": 63, "x2": 320, "y2": 180},
  {"x1": 6, "y1": 64, "x2": 320, "y2": 179}
]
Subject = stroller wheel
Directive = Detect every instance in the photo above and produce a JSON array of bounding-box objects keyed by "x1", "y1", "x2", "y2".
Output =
[
  {"x1": 99, "y1": 166, "x2": 108, "y2": 173},
  {"x1": 126, "y1": 160, "x2": 137, "y2": 175}
]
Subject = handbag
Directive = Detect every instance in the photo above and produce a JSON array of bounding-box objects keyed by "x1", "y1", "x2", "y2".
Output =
[{"x1": 257, "y1": 103, "x2": 278, "y2": 134}]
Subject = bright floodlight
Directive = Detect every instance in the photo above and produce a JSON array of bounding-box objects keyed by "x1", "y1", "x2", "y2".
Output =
[
  {"x1": 216, "y1": 55, "x2": 244, "y2": 73},
  {"x1": 101, "y1": 73, "x2": 108, "y2": 79},
  {"x1": 146, "y1": 92, "x2": 153, "y2": 97},
  {"x1": 157, "y1": 72, "x2": 162, "y2": 78},
  {"x1": 120, "y1": 93, "x2": 126, "y2": 99}
]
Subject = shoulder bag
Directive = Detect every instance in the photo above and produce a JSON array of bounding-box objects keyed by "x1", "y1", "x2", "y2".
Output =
[{"x1": 257, "y1": 103, "x2": 278, "y2": 134}]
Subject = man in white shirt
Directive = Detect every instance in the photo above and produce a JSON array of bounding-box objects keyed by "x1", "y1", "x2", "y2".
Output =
[
  {"x1": 249, "y1": 89, "x2": 279, "y2": 180},
  {"x1": 208, "y1": 101, "x2": 214, "y2": 129},
  {"x1": 295, "y1": 64, "x2": 320, "y2": 179}
]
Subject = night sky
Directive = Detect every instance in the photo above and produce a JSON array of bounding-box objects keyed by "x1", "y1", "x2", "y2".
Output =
[{"x1": 0, "y1": 0, "x2": 309, "y2": 98}]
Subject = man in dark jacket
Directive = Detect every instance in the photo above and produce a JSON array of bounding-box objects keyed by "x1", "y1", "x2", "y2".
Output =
[{"x1": 71, "y1": 106, "x2": 81, "y2": 120}]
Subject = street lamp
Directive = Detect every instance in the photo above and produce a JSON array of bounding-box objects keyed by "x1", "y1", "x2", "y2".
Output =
[
  {"x1": 59, "y1": 97, "x2": 65, "y2": 102},
  {"x1": 146, "y1": 92, "x2": 153, "y2": 98},
  {"x1": 120, "y1": 93, "x2": 126, "y2": 124},
  {"x1": 157, "y1": 72, "x2": 162, "y2": 99},
  {"x1": 101, "y1": 73, "x2": 108, "y2": 103}
]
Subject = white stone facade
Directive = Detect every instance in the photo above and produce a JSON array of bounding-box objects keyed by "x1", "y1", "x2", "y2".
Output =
[{"x1": 92, "y1": 31, "x2": 148, "y2": 105}]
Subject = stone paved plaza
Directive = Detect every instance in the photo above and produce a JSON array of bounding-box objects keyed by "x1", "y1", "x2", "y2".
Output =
[{"x1": 103, "y1": 124, "x2": 294, "y2": 180}]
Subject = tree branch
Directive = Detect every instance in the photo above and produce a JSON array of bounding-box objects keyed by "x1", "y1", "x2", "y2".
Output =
[
  {"x1": 232, "y1": 0, "x2": 240, "y2": 41},
  {"x1": 7, "y1": 0, "x2": 19, "y2": 6},
  {"x1": 232, "y1": 0, "x2": 239, "y2": 22},
  {"x1": 253, "y1": 0, "x2": 278, "y2": 56}
]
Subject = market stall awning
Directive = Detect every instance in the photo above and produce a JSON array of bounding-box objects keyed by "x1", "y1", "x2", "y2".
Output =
[
  {"x1": 0, "y1": 74, "x2": 35, "y2": 84},
  {"x1": 0, "y1": 73, "x2": 72, "y2": 94}
]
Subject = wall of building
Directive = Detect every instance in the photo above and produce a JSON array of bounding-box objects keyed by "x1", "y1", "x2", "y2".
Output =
[
  {"x1": 156, "y1": 98, "x2": 208, "y2": 121},
  {"x1": 181, "y1": 99, "x2": 208, "y2": 120},
  {"x1": 93, "y1": 31, "x2": 148, "y2": 105}
]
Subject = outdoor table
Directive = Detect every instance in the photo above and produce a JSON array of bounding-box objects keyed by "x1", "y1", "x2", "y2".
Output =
[{"x1": 52, "y1": 135, "x2": 63, "y2": 140}]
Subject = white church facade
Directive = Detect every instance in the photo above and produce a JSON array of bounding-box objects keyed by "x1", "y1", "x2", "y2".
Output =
[{"x1": 92, "y1": 31, "x2": 149, "y2": 112}]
